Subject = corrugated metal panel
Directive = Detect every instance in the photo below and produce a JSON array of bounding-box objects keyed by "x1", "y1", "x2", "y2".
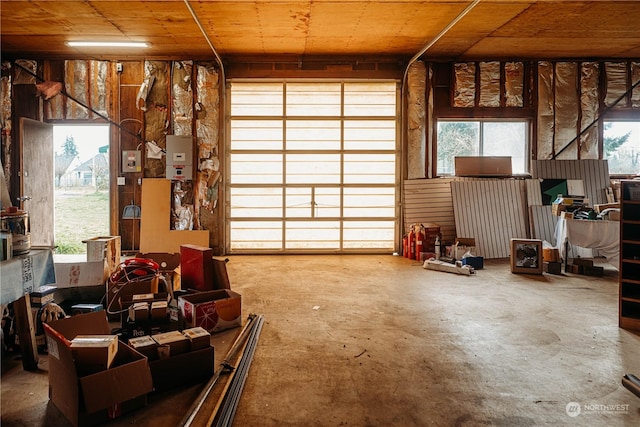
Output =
[
  {"x1": 530, "y1": 160, "x2": 610, "y2": 204},
  {"x1": 526, "y1": 179, "x2": 542, "y2": 206},
  {"x1": 451, "y1": 179, "x2": 528, "y2": 259},
  {"x1": 529, "y1": 205, "x2": 558, "y2": 245},
  {"x1": 403, "y1": 178, "x2": 456, "y2": 244}
]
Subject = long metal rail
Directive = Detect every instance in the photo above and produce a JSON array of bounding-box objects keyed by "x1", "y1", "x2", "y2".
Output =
[
  {"x1": 210, "y1": 314, "x2": 265, "y2": 427},
  {"x1": 180, "y1": 313, "x2": 261, "y2": 427}
]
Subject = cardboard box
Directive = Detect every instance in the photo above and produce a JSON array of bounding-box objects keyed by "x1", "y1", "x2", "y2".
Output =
[
  {"x1": 551, "y1": 203, "x2": 566, "y2": 216},
  {"x1": 44, "y1": 311, "x2": 153, "y2": 427},
  {"x1": 542, "y1": 248, "x2": 560, "y2": 262},
  {"x1": 180, "y1": 244, "x2": 214, "y2": 291},
  {"x1": 129, "y1": 302, "x2": 149, "y2": 322},
  {"x1": 454, "y1": 156, "x2": 512, "y2": 177},
  {"x1": 151, "y1": 301, "x2": 168, "y2": 320},
  {"x1": 178, "y1": 289, "x2": 242, "y2": 333},
  {"x1": 70, "y1": 335, "x2": 118, "y2": 376},
  {"x1": 212, "y1": 257, "x2": 232, "y2": 290},
  {"x1": 572, "y1": 258, "x2": 594, "y2": 267},
  {"x1": 54, "y1": 260, "x2": 109, "y2": 288},
  {"x1": 149, "y1": 346, "x2": 214, "y2": 392},
  {"x1": 83, "y1": 236, "x2": 121, "y2": 275},
  {"x1": 152, "y1": 330, "x2": 190, "y2": 358},
  {"x1": 544, "y1": 261, "x2": 562, "y2": 275},
  {"x1": 127, "y1": 335, "x2": 159, "y2": 360},
  {"x1": 182, "y1": 327, "x2": 211, "y2": 351},
  {"x1": 451, "y1": 238, "x2": 476, "y2": 260}
]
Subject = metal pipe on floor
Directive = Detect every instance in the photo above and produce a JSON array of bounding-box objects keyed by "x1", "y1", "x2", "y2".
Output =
[
  {"x1": 623, "y1": 374, "x2": 640, "y2": 399},
  {"x1": 211, "y1": 314, "x2": 265, "y2": 427},
  {"x1": 180, "y1": 313, "x2": 259, "y2": 427}
]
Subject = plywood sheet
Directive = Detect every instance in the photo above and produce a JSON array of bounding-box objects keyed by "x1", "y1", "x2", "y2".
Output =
[{"x1": 139, "y1": 178, "x2": 208, "y2": 254}]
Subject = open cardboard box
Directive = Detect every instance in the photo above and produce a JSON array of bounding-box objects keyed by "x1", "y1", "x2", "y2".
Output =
[
  {"x1": 44, "y1": 311, "x2": 153, "y2": 427},
  {"x1": 148, "y1": 345, "x2": 214, "y2": 391},
  {"x1": 178, "y1": 289, "x2": 242, "y2": 333}
]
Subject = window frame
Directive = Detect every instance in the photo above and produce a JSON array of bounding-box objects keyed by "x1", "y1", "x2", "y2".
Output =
[{"x1": 434, "y1": 118, "x2": 532, "y2": 177}]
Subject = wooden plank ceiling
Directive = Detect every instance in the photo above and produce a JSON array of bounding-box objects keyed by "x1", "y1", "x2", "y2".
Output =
[{"x1": 1, "y1": 0, "x2": 640, "y2": 61}]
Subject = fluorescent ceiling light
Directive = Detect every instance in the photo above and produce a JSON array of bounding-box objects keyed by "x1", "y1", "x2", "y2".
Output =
[{"x1": 66, "y1": 41, "x2": 149, "y2": 48}]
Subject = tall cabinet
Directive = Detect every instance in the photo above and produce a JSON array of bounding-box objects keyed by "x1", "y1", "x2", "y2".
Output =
[{"x1": 619, "y1": 180, "x2": 640, "y2": 331}]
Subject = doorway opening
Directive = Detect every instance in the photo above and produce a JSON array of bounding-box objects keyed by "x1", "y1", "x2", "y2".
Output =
[{"x1": 53, "y1": 125, "x2": 110, "y2": 254}]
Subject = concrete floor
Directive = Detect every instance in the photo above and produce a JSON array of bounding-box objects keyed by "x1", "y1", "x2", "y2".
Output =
[{"x1": 2, "y1": 255, "x2": 640, "y2": 426}]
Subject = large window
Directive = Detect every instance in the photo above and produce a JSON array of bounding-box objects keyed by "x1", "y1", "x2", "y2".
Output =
[
  {"x1": 228, "y1": 81, "x2": 398, "y2": 253},
  {"x1": 436, "y1": 120, "x2": 528, "y2": 175},
  {"x1": 604, "y1": 121, "x2": 640, "y2": 175}
]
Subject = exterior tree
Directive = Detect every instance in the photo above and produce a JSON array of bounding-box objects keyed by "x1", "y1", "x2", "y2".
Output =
[
  {"x1": 603, "y1": 123, "x2": 630, "y2": 158},
  {"x1": 437, "y1": 122, "x2": 478, "y2": 174},
  {"x1": 62, "y1": 135, "x2": 79, "y2": 157}
]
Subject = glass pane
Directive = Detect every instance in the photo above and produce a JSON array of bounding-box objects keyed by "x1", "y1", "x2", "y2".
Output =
[
  {"x1": 482, "y1": 122, "x2": 527, "y2": 174},
  {"x1": 231, "y1": 120, "x2": 282, "y2": 150},
  {"x1": 344, "y1": 188, "x2": 395, "y2": 217},
  {"x1": 344, "y1": 120, "x2": 396, "y2": 150},
  {"x1": 343, "y1": 221, "x2": 395, "y2": 249},
  {"x1": 230, "y1": 153, "x2": 282, "y2": 184},
  {"x1": 286, "y1": 120, "x2": 340, "y2": 150},
  {"x1": 231, "y1": 82, "x2": 283, "y2": 116},
  {"x1": 286, "y1": 83, "x2": 341, "y2": 116},
  {"x1": 231, "y1": 187, "x2": 282, "y2": 218},
  {"x1": 285, "y1": 221, "x2": 340, "y2": 249},
  {"x1": 286, "y1": 154, "x2": 341, "y2": 184},
  {"x1": 286, "y1": 187, "x2": 312, "y2": 218},
  {"x1": 230, "y1": 221, "x2": 282, "y2": 250},
  {"x1": 315, "y1": 188, "x2": 341, "y2": 217},
  {"x1": 344, "y1": 82, "x2": 396, "y2": 116},
  {"x1": 437, "y1": 121, "x2": 480, "y2": 175},
  {"x1": 286, "y1": 187, "x2": 341, "y2": 218},
  {"x1": 344, "y1": 154, "x2": 395, "y2": 184},
  {"x1": 604, "y1": 121, "x2": 640, "y2": 175}
]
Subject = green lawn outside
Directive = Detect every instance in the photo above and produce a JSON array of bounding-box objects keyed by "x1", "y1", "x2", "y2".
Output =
[{"x1": 54, "y1": 189, "x2": 109, "y2": 254}]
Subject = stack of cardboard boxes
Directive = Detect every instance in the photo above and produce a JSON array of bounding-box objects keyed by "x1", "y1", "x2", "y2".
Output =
[{"x1": 43, "y1": 243, "x2": 243, "y2": 426}]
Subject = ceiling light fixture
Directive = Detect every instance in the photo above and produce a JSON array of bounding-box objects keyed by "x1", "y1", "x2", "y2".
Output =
[{"x1": 66, "y1": 41, "x2": 149, "y2": 48}]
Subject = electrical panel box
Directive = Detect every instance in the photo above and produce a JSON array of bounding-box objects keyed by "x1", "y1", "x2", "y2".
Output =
[
  {"x1": 122, "y1": 150, "x2": 142, "y2": 173},
  {"x1": 166, "y1": 135, "x2": 193, "y2": 180}
]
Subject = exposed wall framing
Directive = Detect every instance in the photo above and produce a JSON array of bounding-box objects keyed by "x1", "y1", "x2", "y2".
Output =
[
  {"x1": 406, "y1": 61, "x2": 426, "y2": 179},
  {"x1": 1, "y1": 62, "x2": 13, "y2": 195}
]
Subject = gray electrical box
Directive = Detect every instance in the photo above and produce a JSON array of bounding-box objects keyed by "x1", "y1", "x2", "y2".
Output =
[
  {"x1": 122, "y1": 150, "x2": 142, "y2": 173},
  {"x1": 166, "y1": 135, "x2": 193, "y2": 180}
]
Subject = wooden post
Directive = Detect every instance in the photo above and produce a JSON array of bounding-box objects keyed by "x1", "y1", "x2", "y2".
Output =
[{"x1": 13, "y1": 294, "x2": 39, "y2": 371}]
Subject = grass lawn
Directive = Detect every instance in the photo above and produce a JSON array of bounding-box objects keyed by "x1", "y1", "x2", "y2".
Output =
[{"x1": 54, "y1": 188, "x2": 109, "y2": 254}]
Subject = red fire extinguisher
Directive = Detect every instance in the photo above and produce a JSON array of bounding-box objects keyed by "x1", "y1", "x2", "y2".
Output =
[
  {"x1": 408, "y1": 226, "x2": 416, "y2": 260},
  {"x1": 415, "y1": 224, "x2": 425, "y2": 261},
  {"x1": 402, "y1": 235, "x2": 409, "y2": 258}
]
